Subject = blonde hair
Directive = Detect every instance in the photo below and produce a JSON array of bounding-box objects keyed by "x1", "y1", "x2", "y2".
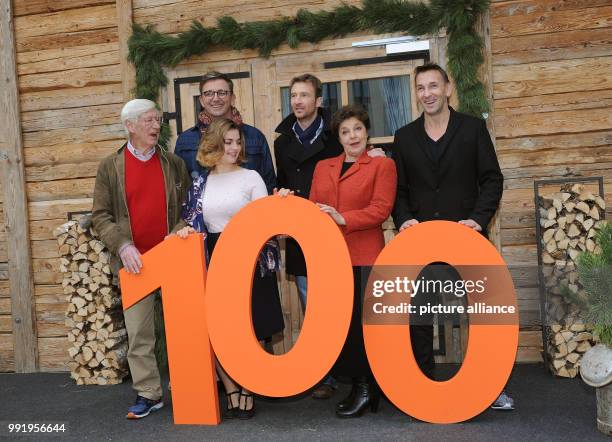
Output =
[{"x1": 196, "y1": 118, "x2": 246, "y2": 168}]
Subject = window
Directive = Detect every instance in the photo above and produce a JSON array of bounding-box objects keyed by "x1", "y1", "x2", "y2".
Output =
[
  {"x1": 348, "y1": 75, "x2": 412, "y2": 138},
  {"x1": 279, "y1": 74, "x2": 415, "y2": 144}
]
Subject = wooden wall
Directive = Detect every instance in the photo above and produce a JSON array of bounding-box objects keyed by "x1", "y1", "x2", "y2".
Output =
[
  {"x1": 3, "y1": 0, "x2": 127, "y2": 371},
  {"x1": 132, "y1": 0, "x2": 361, "y2": 35},
  {"x1": 1, "y1": 0, "x2": 610, "y2": 371},
  {"x1": 491, "y1": 0, "x2": 612, "y2": 361},
  {"x1": 0, "y1": 197, "x2": 9, "y2": 370}
]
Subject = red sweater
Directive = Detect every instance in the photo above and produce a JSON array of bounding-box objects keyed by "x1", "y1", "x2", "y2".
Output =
[{"x1": 125, "y1": 148, "x2": 168, "y2": 254}]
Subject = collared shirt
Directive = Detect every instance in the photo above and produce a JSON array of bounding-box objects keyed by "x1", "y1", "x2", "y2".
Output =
[{"x1": 127, "y1": 140, "x2": 156, "y2": 162}]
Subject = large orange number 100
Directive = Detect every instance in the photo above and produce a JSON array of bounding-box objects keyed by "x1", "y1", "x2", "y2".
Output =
[{"x1": 120, "y1": 196, "x2": 518, "y2": 425}]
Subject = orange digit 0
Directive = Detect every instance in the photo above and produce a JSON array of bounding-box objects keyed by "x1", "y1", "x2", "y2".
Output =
[
  {"x1": 206, "y1": 195, "x2": 354, "y2": 396},
  {"x1": 363, "y1": 221, "x2": 518, "y2": 423}
]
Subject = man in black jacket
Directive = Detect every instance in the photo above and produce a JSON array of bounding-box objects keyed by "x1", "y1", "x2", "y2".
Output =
[
  {"x1": 392, "y1": 63, "x2": 513, "y2": 410},
  {"x1": 274, "y1": 74, "x2": 343, "y2": 399},
  {"x1": 276, "y1": 74, "x2": 386, "y2": 400}
]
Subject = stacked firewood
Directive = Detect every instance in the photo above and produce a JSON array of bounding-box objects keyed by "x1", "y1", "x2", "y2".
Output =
[
  {"x1": 538, "y1": 183, "x2": 605, "y2": 377},
  {"x1": 53, "y1": 216, "x2": 128, "y2": 385}
]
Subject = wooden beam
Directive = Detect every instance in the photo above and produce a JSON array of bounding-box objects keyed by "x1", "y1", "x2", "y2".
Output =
[
  {"x1": 116, "y1": 0, "x2": 135, "y2": 101},
  {"x1": 477, "y1": 8, "x2": 502, "y2": 253},
  {"x1": 0, "y1": 0, "x2": 38, "y2": 372}
]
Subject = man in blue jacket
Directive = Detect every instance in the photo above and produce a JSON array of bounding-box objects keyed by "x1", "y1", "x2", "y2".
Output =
[{"x1": 174, "y1": 71, "x2": 276, "y2": 193}]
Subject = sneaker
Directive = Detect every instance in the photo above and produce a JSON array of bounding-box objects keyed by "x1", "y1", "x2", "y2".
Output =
[
  {"x1": 491, "y1": 391, "x2": 514, "y2": 410},
  {"x1": 126, "y1": 395, "x2": 164, "y2": 419}
]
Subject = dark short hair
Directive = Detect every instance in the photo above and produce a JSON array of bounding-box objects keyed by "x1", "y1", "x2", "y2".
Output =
[
  {"x1": 289, "y1": 74, "x2": 322, "y2": 98},
  {"x1": 331, "y1": 104, "x2": 370, "y2": 136},
  {"x1": 199, "y1": 71, "x2": 234, "y2": 94},
  {"x1": 414, "y1": 63, "x2": 450, "y2": 84}
]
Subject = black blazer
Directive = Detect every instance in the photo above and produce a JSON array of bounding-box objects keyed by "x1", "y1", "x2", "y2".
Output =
[
  {"x1": 391, "y1": 108, "x2": 503, "y2": 235},
  {"x1": 274, "y1": 108, "x2": 343, "y2": 275}
]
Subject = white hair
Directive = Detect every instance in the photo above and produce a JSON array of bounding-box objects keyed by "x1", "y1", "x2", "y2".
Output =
[{"x1": 120, "y1": 99, "x2": 157, "y2": 136}]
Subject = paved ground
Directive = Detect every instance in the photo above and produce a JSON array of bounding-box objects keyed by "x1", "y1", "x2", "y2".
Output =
[{"x1": 0, "y1": 364, "x2": 606, "y2": 441}]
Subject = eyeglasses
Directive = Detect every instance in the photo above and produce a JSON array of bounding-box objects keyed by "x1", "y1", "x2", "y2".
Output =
[
  {"x1": 201, "y1": 89, "x2": 231, "y2": 98},
  {"x1": 141, "y1": 116, "x2": 163, "y2": 126}
]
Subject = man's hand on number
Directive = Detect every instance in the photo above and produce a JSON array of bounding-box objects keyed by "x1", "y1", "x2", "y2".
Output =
[
  {"x1": 273, "y1": 187, "x2": 294, "y2": 198},
  {"x1": 118, "y1": 244, "x2": 142, "y2": 274},
  {"x1": 458, "y1": 219, "x2": 482, "y2": 232},
  {"x1": 399, "y1": 219, "x2": 419, "y2": 231}
]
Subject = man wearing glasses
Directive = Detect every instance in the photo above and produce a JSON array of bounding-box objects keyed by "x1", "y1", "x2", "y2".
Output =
[
  {"x1": 174, "y1": 71, "x2": 276, "y2": 193},
  {"x1": 92, "y1": 99, "x2": 191, "y2": 419}
]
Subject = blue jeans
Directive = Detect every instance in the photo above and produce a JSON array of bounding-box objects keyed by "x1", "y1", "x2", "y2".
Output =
[
  {"x1": 295, "y1": 275, "x2": 337, "y2": 388},
  {"x1": 296, "y1": 275, "x2": 308, "y2": 313}
]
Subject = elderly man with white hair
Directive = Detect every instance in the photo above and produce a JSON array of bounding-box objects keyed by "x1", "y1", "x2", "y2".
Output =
[{"x1": 92, "y1": 99, "x2": 190, "y2": 419}]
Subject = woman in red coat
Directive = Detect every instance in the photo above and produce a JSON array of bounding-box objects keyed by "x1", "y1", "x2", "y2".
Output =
[{"x1": 309, "y1": 105, "x2": 397, "y2": 417}]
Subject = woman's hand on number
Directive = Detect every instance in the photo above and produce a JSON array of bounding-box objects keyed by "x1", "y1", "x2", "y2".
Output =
[
  {"x1": 316, "y1": 203, "x2": 346, "y2": 226},
  {"x1": 174, "y1": 226, "x2": 196, "y2": 239}
]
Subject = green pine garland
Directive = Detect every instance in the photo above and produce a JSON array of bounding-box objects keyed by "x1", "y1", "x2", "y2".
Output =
[{"x1": 128, "y1": 0, "x2": 491, "y2": 121}]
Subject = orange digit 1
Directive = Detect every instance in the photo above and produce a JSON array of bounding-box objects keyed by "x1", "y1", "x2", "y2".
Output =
[
  {"x1": 120, "y1": 234, "x2": 219, "y2": 425},
  {"x1": 363, "y1": 221, "x2": 518, "y2": 423},
  {"x1": 206, "y1": 195, "x2": 354, "y2": 396}
]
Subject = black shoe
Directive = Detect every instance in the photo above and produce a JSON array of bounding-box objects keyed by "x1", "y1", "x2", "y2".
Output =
[
  {"x1": 237, "y1": 390, "x2": 255, "y2": 420},
  {"x1": 224, "y1": 390, "x2": 240, "y2": 419},
  {"x1": 336, "y1": 383, "x2": 357, "y2": 412},
  {"x1": 335, "y1": 380, "x2": 380, "y2": 418}
]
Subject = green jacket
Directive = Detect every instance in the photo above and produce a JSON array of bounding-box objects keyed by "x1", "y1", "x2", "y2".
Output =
[{"x1": 91, "y1": 143, "x2": 191, "y2": 274}]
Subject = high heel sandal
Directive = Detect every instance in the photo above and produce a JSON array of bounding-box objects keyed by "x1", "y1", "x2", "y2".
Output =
[
  {"x1": 237, "y1": 390, "x2": 255, "y2": 420},
  {"x1": 224, "y1": 390, "x2": 240, "y2": 419}
]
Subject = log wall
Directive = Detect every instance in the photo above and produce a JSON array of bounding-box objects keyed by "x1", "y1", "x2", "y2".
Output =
[
  {"x1": 6, "y1": 0, "x2": 126, "y2": 371},
  {"x1": 491, "y1": 0, "x2": 612, "y2": 362},
  {"x1": 0, "y1": 0, "x2": 609, "y2": 371},
  {"x1": 132, "y1": 0, "x2": 361, "y2": 35},
  {"x1": 0, "y1": 202, "x2": 10, "y2": 371}
]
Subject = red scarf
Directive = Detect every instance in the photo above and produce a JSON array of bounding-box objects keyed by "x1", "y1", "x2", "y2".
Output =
[{"x1": 198, "y1": 107, "x2": 244, "y2": 134}]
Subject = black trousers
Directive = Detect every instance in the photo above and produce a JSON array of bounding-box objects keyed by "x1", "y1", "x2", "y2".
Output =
[
  {"x1": 332, "y1": 267, "x2": 372, "y2": 379},
  {"x1": 410, "y1": 325, "x2": 435, "y2": 379},
  {"x1": 206, "y1": 232, "x2": 284, "y2": 340}
]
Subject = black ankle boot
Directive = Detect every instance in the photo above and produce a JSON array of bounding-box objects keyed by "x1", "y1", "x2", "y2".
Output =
[
  {"x1": 335, "y1": 379, "x2": 380, "y2": 418},
  {"x1": 336, "y1": 383, "x2": 357, "y2": 412}
]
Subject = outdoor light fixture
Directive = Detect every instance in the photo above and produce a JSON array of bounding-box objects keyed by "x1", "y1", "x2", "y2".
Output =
[
  {"x1": 385, "y1": 39, "x2": 430, "y2": 55},
  {"x1": 351, "y1": 36, "x2": 430, "y2": 55},
  {"x1": 351, "y1": 36, "x2": 418, "y2": 47}
]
